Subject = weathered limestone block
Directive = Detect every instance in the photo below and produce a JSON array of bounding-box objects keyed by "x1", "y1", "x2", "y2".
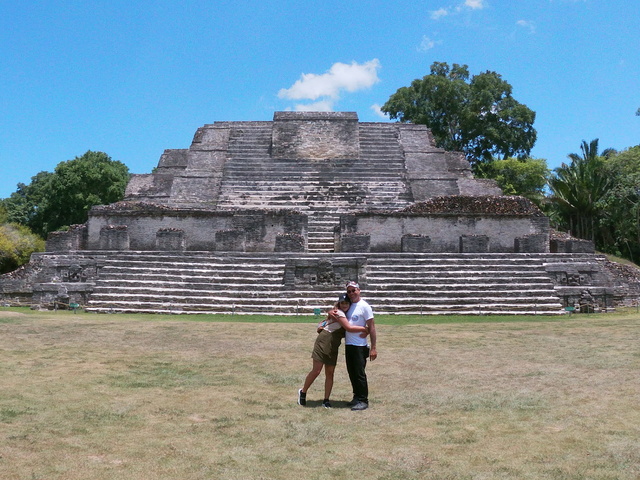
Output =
[
  {"x1": 397, "y1": 124, "x2": 437, "y2": 152},
  {"x1": 46, "y1": 224, "x2": 87, "y2": 252},
  {"x1": 341, "y1": 234, "x2": 371, "y2": 253},
  {"x1": 446, "y1": 152, "x2": 474, "y2": 176},
  {"x1": 550, "y1": 238, "x2": 595, "y2": 253},
  {"x1": 402, "y1": 234, "x2": 432, "y2": 253},
  {"x1": 157, "y1": 149, "x2": 188, "y2": 171},
  {"x1": 191, "y1": 125, "x2": 231, "y2": 150},
  {"x1": 458, "y1": 178, "x2": 502, "y2": 196},
  {"x1": 459, "y1": 235, "x2": 489, "y2": 253},
  {"x1": 124, "y1": 174, "x2": 174, "y2": 201},
  {"x1": 283, "y1": 258, "x2": 366, "y2": 288},
  {"x1": 275, "y1": 233, "x2": 305, "y2": 252},
  {"x1": 99, "y1": 226, "x2": 129, "y2": 250},
  {"x1": 169, "y1": 173, "x2": 223, "y2": 206},
  {"x1": 409, "y1": 178, "x2": 460, "y2": 200},
  {"x1": 215, "y1": 230, "x2": 246, "y2": 252},
  {"x1": 515, "y1": 234, "x2": 549, "y2": 253},
  {"x1": 156, "y1": 229, "x2": 185, "y2": 251},
  {"x1": 271, "y1": 112, "x2": 359, "y2": 159},
  {"x1": 232, "y1": 214, "x2": 266, "y2": 242},
  {"x1": 283, "y1": 214, "x2": 307, "y2": 236},
  {"x1": 405, "y1": 152, "x2": 450, "y2": 176},
  {"x1": 184, "y1": 150, "x2": 227, "y2": 171}
]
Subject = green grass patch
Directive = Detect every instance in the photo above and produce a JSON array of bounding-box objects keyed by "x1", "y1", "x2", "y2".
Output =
[{"x1": 2, "y1": 305, "x2": 639, "y2": 325}]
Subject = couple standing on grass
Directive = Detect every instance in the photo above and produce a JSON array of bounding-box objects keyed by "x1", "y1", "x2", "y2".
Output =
[{"x1": 298, "y1": 281, "x2": 378, "y2": 411}]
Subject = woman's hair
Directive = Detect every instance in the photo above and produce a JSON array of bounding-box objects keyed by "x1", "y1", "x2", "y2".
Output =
[{"x1": 334, "y1": 299, "x2": 351, "y2": 308}]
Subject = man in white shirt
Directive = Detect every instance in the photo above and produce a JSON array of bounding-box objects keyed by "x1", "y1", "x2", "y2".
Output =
[{"x1": 344, "y1": 281, "x2": 377, "y2": 411}]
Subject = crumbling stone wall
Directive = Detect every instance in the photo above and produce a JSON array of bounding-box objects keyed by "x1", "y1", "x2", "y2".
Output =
[
  {"x1": 46, "y1": 224, "x2": 88, "y2": 252},
  {"x1": 337, "y1": 196, "x2": 549, "y2": 253},
  {"x1": 0, "y1": 253, "x2": 100, "y2": 308},
  {"x1": 86, "y1": 202, "x2": 307, "y2": 252}
]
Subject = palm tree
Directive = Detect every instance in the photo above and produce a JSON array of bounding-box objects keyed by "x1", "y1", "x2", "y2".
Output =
[{"x1": 549, "y1": 139, "x2": 612, "y2": 242}]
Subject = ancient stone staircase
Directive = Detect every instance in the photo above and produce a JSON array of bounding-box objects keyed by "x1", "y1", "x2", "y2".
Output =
[
  {"x1": 214, "y1": 123, "x2": 413, "y2": 252},
  {"x1": 364, "y1": 254, "x2": 564, "y2": 314},
  {"x1": 85, "y1": 252, "x2": 570, "y2": 315}
]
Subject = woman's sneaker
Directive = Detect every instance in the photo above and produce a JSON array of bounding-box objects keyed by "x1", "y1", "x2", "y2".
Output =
[
  {"x1": 322, "y1": 399, "x2": 331, "y2": 408},
  {"x1": 297, "y1": 389, "x2": 306, "y2": 406}
]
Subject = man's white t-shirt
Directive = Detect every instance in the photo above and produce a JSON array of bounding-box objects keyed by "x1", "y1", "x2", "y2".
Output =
[{"x1": 345, "y1": 299, "x2": 373, "y2": 346}]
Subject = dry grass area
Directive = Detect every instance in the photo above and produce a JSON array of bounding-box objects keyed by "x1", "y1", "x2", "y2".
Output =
[{"x1": 1, "y1": 310, "x2": 639, "y2": 480}]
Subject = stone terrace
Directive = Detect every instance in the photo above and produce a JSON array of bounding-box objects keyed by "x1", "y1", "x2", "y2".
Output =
[{"x1": 80, "y1": 251, "x2": 613, "y2": 315}]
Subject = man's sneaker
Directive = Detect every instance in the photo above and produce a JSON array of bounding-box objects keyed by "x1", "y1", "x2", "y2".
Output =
[
  {"x1": 351, "y1": 401, "x2": 368, "y2": 411},
  {"x1": 322, "y1": 399, "x2": 331, "y2": 408},
  {"x1": 297, "y1": 389, "x2": 306, "y2": 406},
  {"x1": 346, "y1": 398, "x2": 358, "y2": 407}
]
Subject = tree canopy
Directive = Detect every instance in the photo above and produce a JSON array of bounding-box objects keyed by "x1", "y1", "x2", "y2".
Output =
[
  {"x1": 548, "y1": 139, "x2": 612, "y2": 243},
  {"x1": 478, "y1": 157, "x2": 550, "y2": 207},
  {"x1": 598, "y1": 145, "x2": 640, "y2": 261},
  {"x1": 2, "y1": 151, "x2": 129, "y2": 237},
  {"x1": 382, "y1": 62, "x2": 537, "y2": 168}
]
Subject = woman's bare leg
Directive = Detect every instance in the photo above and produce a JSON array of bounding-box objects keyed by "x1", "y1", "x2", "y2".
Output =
[
  {"x1": 302, "y1": 359, "x2": 324, "y2": 393},
  {"x1": 323, "y1": 364, "x2": 336, "y2": 400}
]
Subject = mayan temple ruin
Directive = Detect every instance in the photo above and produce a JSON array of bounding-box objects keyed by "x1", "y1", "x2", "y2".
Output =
[{"x1": 1, "y1": 111, "x2": 638, "y2": 314}]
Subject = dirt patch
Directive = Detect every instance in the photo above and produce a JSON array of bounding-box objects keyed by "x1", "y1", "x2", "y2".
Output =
[{"x1": 0, "y1": 310, "x2": 28, "y2": 318}]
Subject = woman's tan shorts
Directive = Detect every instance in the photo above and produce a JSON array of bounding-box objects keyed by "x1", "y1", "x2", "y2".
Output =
[{"x1": 311, "y1": 329, "x2": 344, "y2": 366}]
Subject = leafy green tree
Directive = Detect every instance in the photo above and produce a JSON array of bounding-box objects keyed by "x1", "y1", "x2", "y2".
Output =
[
  {"x1": 478, "y1": 157, "x2": 550, "y2": 207},
  {"x1": 40, "y1": 151, "x2": 130, "y2": 235},
  {"x1": 382, "y1": 62, "x2": 537, "y2": 169},
  {"x1": 2, "y1": 171, "x2": 55, "y2": 235},
  {"x1": 0, "y1": 223, "x2": 45, "y2": 274},
  {"x1": 2, "y1": 151, "x2": 129, "y2": 237},
  {"x1": 548, "y1": 139, "x2": 612, "y2": 242},
  {"x1": 599, "y1": 145, "x2": 640, "y2": 261}
]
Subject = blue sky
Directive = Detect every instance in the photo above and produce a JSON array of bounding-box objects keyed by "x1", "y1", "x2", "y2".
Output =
[{"x1": 1, "y1": 0, "x2": 639, "y2": 199}]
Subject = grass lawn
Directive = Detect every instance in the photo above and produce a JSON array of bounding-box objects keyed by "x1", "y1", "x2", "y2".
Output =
[{"x1": 1, "y1": 308, "x2": 639, "y2": 479}]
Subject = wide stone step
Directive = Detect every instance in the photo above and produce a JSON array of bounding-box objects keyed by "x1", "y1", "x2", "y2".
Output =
[
  {"x1": 217, "y1": 195, "x2": 409, "y2": 204},
  {"x1": 91, "y1": 285, "x2": 558, "y2": 301},
  {"x1": 96, "y1": 272, "x2": 284, "y2": 283},
  {"x1": 366, "y1": 280, "x2": 555, "y2": 288},
  {"x1": 100, "y1": 260, "x2": 287, "y2": 270},
  {"x1": 217, "y1": 191, "x2": 410, "y2": 199},
  {"x1": 218, "y1": 179, "x2": 408, "y2": 186},
  {"x1": 86, "y1": 300, "x2": 563, "y2": 316},
  {"x1": 223, "y1": 161, "x2": 406, "y2": 169},
  {"x1": 88, "y1": 292, "x2": 562, "y2": 307},
  {"x1": 220, "y1": 173, "x2": 408, "y2": 182},
  {"x1": 83, "y1": 252, "x2": 569, "y2": 316}
]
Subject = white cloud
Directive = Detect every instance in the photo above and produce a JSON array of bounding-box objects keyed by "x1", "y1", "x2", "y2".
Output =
[
  {"x1": 431, "y1": 0, "x2": 485, "y2": 20},
  {"x1": 430, "y1": 7, "x2": 449, "y2": 19},
  {"x1": 292, "y1": 99, "x2": 335, "y2": 112},
  {"x1": 370, "y1": 104, "x2": 388, "y2": 119},
  {"x1": 516, "y1": 19, "x2": 536, "y2": 33},
  {"x1": 278, "y1": 59, "x2": 381, "y2": 102},
  {"x1": 418, "y1": 35, "x2": 437, "y2": 51},
  {"x1": 465, "y1": 0, "x2": 485, "y2": 9}
]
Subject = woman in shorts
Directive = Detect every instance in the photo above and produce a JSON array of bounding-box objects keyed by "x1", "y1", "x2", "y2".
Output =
[{"x1": 297, "y1": 293, "x2": 368, "y2": 408}]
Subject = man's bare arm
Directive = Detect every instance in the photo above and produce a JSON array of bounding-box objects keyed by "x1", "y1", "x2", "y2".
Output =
[
  {"x1": 366, "y1": 318, "x2": 377, "y2": 361},
  {"x1": 328, "y1": 309, "x2": 368, "y2": 333}
]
